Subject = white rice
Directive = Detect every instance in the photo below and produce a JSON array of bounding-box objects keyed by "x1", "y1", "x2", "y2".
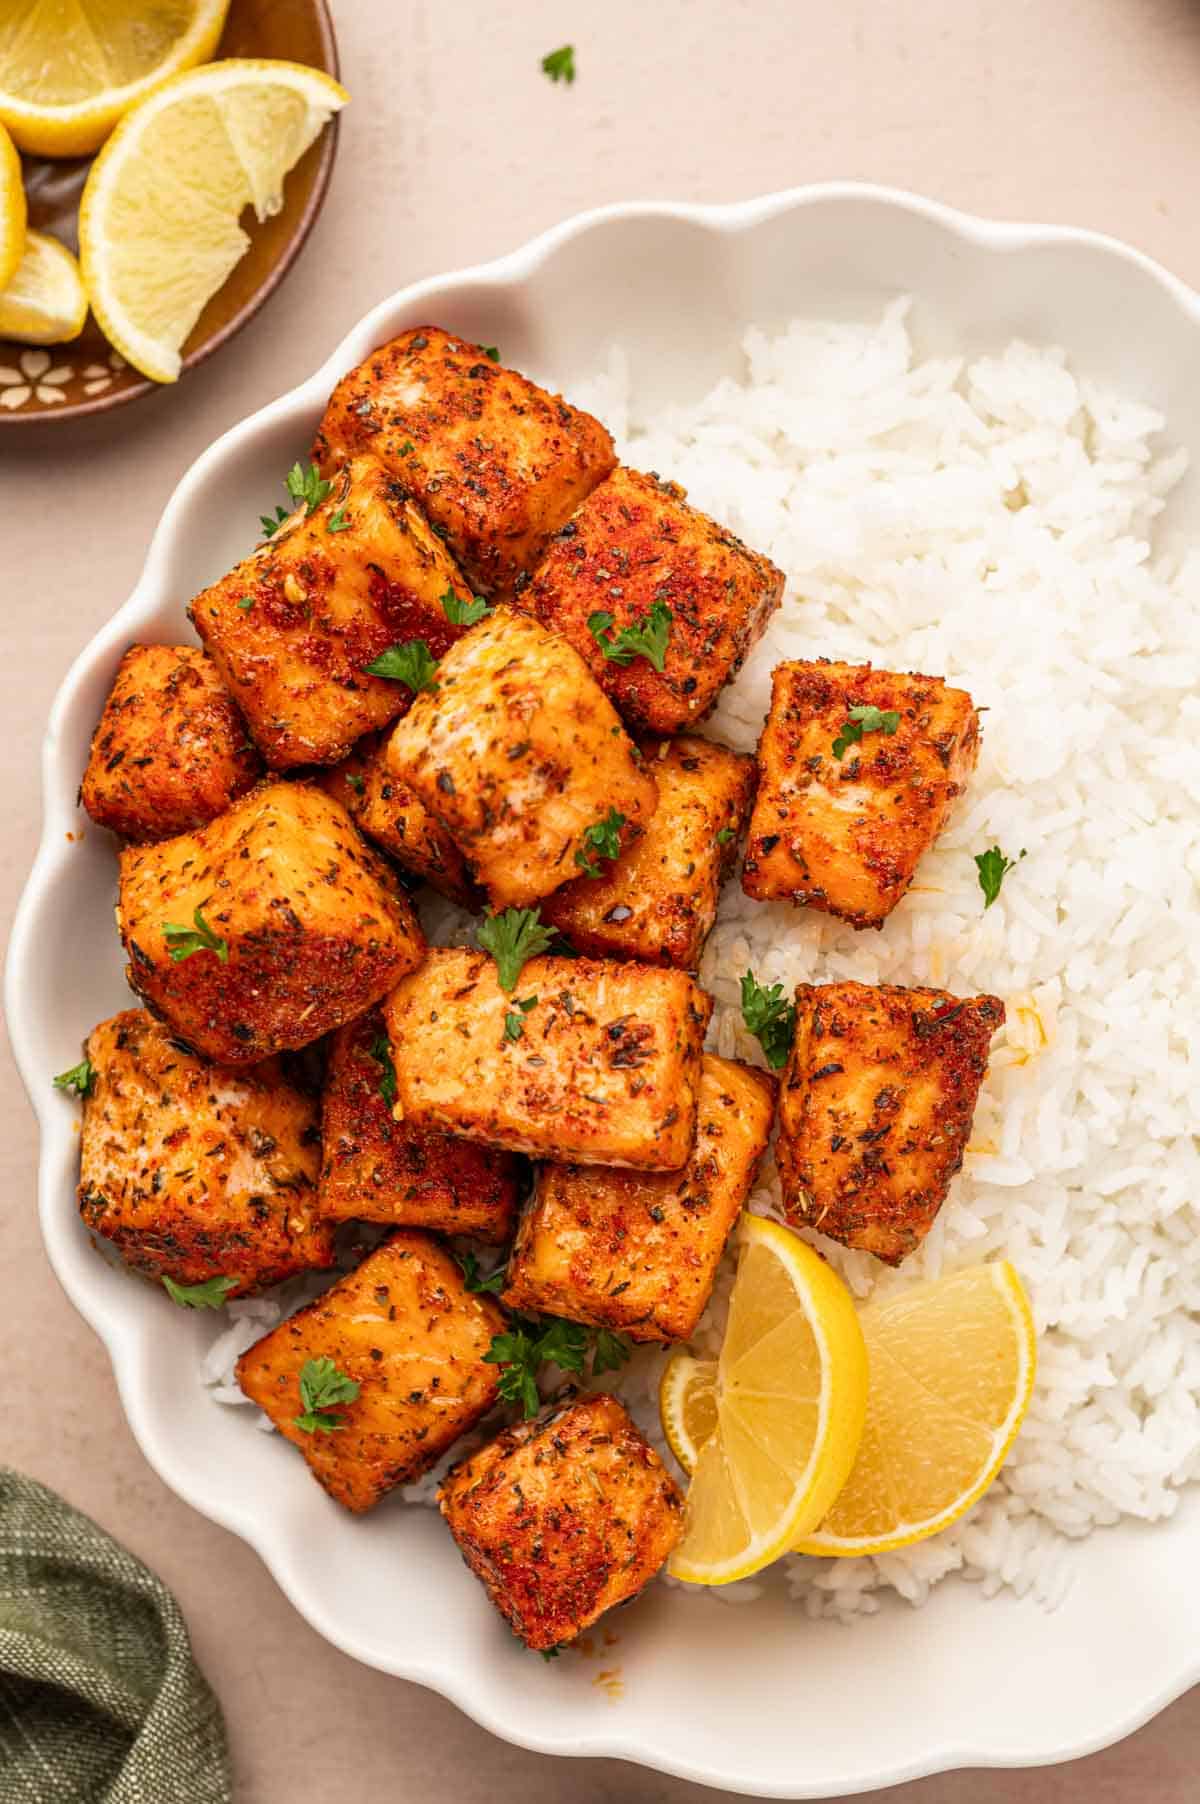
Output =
[{"x1": 206, "y1": 299, "x2": 1200, "y2": 1620}]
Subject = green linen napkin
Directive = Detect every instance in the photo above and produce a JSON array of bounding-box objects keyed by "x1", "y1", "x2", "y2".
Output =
[{"x1": 0, "y1": 1468, "x2": 231, "y2": 1803}]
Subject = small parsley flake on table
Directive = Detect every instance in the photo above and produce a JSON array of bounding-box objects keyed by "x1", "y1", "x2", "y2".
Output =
[
  {"x1": 540, "y1": 44, "x2": 576, "y2": 84},
  {"x1": 587, "y1": 599, "x2": 672, "y2": 673},
  {"x1": 293, "y1": 1356, "x2": 360, "y2": 1434}
]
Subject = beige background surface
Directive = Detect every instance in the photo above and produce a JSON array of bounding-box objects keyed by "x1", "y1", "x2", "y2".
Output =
[{"x1": 3, "y1": 1, "x2": 1199, "y2": 1798}]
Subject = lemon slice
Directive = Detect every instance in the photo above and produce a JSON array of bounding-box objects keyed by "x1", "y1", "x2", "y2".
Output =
[
  {"x1": 0, "y1": 229, "x2": 87, "y2": 343},
  {"x1": 0, "y1": 119, "x2": 26, "y2": 292},
  {"x1": 663, "y1": 1215, "x2": 868, "y2": 1586},
  {"x1": 794, "y1": 1261, "x2": 1036, "y2": 1557},
  {"x1": 0, "y1": 0, "x2": 231, "y2": 158},
  {"x1": 78, "y1": 58, "x2": 347, "y2": 383}
]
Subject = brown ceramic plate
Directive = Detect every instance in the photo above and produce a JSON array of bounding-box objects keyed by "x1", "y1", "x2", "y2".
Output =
[{"x1": 0, "y1": 0, "x2": 340, "y2": 424}]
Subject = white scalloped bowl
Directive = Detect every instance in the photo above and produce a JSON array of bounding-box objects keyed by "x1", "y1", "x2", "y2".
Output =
[{"x1": 8, "y1": 186, "x2": 1200, "y2": 1798}]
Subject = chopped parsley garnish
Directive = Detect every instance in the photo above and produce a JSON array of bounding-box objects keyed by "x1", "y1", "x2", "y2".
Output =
[
  {"x1": 485, "y1": 1312, "x2": 630, "y2": 1418},
  {"x1": 503, "y1": 994, "x2": 539, "y2": 1041},
  {"x1": 345, "y1": 771, "x2": 365, "y2": 794},
  {"x1": 369, "y1": 1033, "x2": 397, "y2": 1106},
  {"x1": 53, "y1": 1058, "x2": 95, "y2": 1098},
  {"x1": 740, "y1": 970, "x2": 796, "y2": 1070},
  {"x1": 327, "y1": 505, "x2": 351, "y2": 533},
  {"x1": 162, "y1": 1274, "x2": 239, "y2": 1310},
  {"x1": 363, "y1": 640, "x2": 439, "y2": 692},
  {"x1": 586, "y1": 599, "x2": 672, "y2": 673},
  {"x1": 482, "y1": 345, "x2": 500, "y2": 362},
  {"x1": 441, "y1": 588, "x2": 492, "y2": 627},
  {"x1": 457, "y1": 1252, "x2": 507, "y2": 1295},
  {"x1": 716, "y1": 826, "x2": 735, "y2": 846},
  {"x1": 975, "y1": 845, "x2": 1026, "y2": 909},
  {"x1": 574, "y1": 807, "x2": 626, "y2": 877},
  {"x1": 831, "y1": 704, "x2": 900, "y2": 760},
  {"x1": 477, "y1": 906, "x2": 556, "y2": 991},
  {"x1": 236, "y1": 595, "x2": 255, "y2": 611},
  {"x1": 162, "y1": 906, "x2": 228, "y2": 964},
  {"x1": 294, "y1": 1357, "x2": 360, "y2": 1434},
  {"x1": 259, "y1": 461, "x2": 332, "y2": 537},
  {"x1": 399, "y1": 440, "x2": 415, "y2": 455},
  {"x1": 541, "y1": 44, "x2": 576, "y2": 84}
]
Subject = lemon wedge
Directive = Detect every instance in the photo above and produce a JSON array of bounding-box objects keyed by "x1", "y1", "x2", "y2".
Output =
[
  {"x1": 662, "y1": 1215, "x2": 868, "y2": 1586},
  {"x1": 0, "y1": 119, "x2": 26, "y2": 292},
  {"x1": 0, "y1": 0, "x2": 232, "y2": 159},
  {"x1": 0, "y1": 229, "x2": 87, "y2": 343},
  {"x1": 794, "y1": 1260, "x2": 1036, "y2": 1557},
  {"x1": 78, "y1": 58, "x2": 347, "y2": 382}
]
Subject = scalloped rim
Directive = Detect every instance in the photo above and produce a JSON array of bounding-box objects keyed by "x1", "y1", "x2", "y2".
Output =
[{"x1": 9, "y1": 184, "x2": 1200, "y2": 1797}]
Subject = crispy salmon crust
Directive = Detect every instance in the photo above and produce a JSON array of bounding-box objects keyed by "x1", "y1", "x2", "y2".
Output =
[
  {"x1": 312, "y1": 326, "x2": 616, "y2": 599},
  {"x1": 78, "y1": 1008, "x2": 334, "y2": 1295},
  {"x1": 776, "y1": 980, "x2": 1004, "y2": 1265},
  {"x1": 439, "y1": 1391, "x2": 683, "y2": 1649}
]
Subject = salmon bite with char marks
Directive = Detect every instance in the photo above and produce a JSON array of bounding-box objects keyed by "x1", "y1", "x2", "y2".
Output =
[
  {"x1": 776, "y1": 980, "x2": 1005, "y2": 1265},
  {"x1": 384, "y1": 947, "x2": 711, "y2": 1170},
  {"x1": 311, "y1": 326, "x2": 617, "y2": 599}
]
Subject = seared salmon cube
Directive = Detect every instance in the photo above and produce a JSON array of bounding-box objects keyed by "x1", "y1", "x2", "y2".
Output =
[
  {"x1": 80, "y1": 644, "x2": 262, "y2": 842},
  {"x1": 438, "y1": 1390, "x2": 683, "y2": 1649},
  {"x1": 542, "y1": 735, "x2": 756, "y2": 969},
  {"x1": 385, "y1": 608, "x2": 658, "y2": 909},
  {"x1": 743, "y1": 660, "x2": 981, "y2": 928},
  {"x1": 384, "y1": 948, "x2": 712, "y2": 1170},
  {"x1": 503, "y1": 1054, "x2": 776, "y2": 1341},
  {"x1": 777, "y1": 981, "x2": 1005, "y2": 1266},
  {"x1": 77, "y1": 1009, "x2": 334, "y2": 1294},
  {"x1": 236, "y1": 1231, "x2": 503, "y2": 1512},
  {"x1": 523, "y1": 466, "x2": 784, "y2": 733},
  {"x1": 318, "y1": 1006, "x2": 521, "y2": 1242},
  {"x1": 118, "y1": 780, "x2": 425, "y2": 1064},
  {"x1": 320, "y1": 732, "x2": 479, "y2": 907},
  {"x1": 312, "y1": 326, "x2": 616, "y2": 599},
  {"x1": 190, "y1": 455, "x2": 476, "y2": 768}
]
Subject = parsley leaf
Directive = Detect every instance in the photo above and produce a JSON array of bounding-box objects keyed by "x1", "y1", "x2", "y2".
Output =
[
  {"x1": 831, "y1": 704, "x2": 901, "y2": 760},
  {"x1": 162, "y1": 1274, "x2": 239, "y2": 1310},
  {"x1": 716, "y1": 826, "x2": 735, "y2": 846},
  {"x1": 482, "y1": 345, "x2": 500, "y2": 362},
  {"x1": 368, "y1": 1033, "x2": 396, "y2": 1106},
  {"x1": 294, "y1": 1356, "x2": 360, "y2": 1434},
  {"x1": 975, "y1": 845, "x2": 1026, "y2": 909},
  {"x1": 457, "y1": 1252, "x2": 507, "y2": 1295},
  {"x1": 477, "y1": 906, "x2": 556, "y2": 992},
  {"x1": 503, "y1": 994, "x2": 539, "y2": 1042},
  {"x1": 586, "y1": 599, "x2": 672, "y2": 673},
  {"x1": 327, "y1": 505, "x2": 351, "y2": 533},
  {"x1": 740, "y1": 970, "x2": 796, "y2": 1071},
  {"x1": 441, "y1": 587, "x2": 492, "y2": 627},
  {"x1": 236, "y1": 594, "x2": 255, "y2": 611},
  {"x1": 591, "y1": 1327, "x2": 633, "y2": 1376},
  {"x1": 260, "y1": 505, "x2": 289, "y2": 538},
  {"x1": 53, "y1": 1058, "x2": 95, "y2": 1098},
  {"x1": 574, "y1": 807, "x2": 626, "y2": 878},
  {"x1": 484, "y1": 1313, "x2": 632, "y2": 1419},
  {"x1": 345, "y1": 771, "x2": 365, "y2": 794},
  {"x1": 285, "y1": 460, "x2": 333, "y2": 516},
  {"x1": 364, "y1": 640, "x2": 439, "y2": 692},
  {"x1": 162, "y1": 906, "x2": 228, "y2": 964},
  {"x1": 541, "y1": 43, "x2": 576, "y2": 83}
]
